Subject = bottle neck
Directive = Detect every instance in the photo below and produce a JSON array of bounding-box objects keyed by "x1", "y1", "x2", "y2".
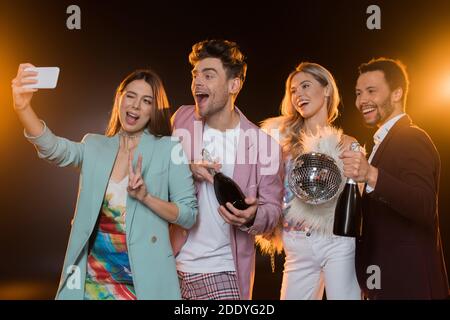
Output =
[
  {"x1": 346, "y1": 142, "x2": 361, "y2": 186},
  {"x1": 207, "y1": 167, "x2": 217, "y2": 177}
]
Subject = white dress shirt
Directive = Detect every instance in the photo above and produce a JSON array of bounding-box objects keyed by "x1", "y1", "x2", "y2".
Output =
[{"x1": 366, "y1": 113, "x2": 406, "y2": 193}]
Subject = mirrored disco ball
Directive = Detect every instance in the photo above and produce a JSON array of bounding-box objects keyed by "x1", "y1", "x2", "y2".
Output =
[{"x1": 288, "y1": 152, "x2": 342, "y2": 205}]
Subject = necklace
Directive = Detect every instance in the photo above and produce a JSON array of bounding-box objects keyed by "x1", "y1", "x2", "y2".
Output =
[
  {"x1": 118, "y1": 130, "x2": 143, "y2": 139},
  {"x1": 119, "y1": 130, "x2": 142, "y2": 152}
]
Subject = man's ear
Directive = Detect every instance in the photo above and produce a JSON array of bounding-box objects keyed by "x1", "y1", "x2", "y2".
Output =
[
  {"x1": 229, "y1": 77, "x2": 242, "y2": 95},
  {"x1": 391, "y1": 87, "x2": 403, "y2": 103}
]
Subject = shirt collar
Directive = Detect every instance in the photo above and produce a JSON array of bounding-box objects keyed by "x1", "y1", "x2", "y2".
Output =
[{"x1": 373, "y1": 113, "x2": 405, "y2": 145}]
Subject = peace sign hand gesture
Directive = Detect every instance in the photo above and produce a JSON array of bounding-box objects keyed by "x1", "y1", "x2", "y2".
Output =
[{"x1": 127, "y1": 152, "x2": 148, "y2": 202}]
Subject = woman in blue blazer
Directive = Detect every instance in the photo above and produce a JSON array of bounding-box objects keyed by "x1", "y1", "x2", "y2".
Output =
[{"x1": 12, "y1": 64, "x2": 198, "y2": 299}]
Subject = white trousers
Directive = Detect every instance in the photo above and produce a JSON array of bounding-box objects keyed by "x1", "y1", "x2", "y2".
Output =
[{"x1": 280, "y1": 229, "x2": 362, "y2": 300}]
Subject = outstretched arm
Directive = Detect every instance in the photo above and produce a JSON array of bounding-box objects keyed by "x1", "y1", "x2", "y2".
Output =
[
  {"x1": 12, "y1": 63, "x2": 44, "y2": 137},
  {"x1": 13, "y1": 63, "x2": 86, "y2": 168}
]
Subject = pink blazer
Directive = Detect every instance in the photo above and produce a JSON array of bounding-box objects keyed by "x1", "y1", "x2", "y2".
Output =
[{"x1": 170, "y1": 105, "x2": 283, "y2": 299}]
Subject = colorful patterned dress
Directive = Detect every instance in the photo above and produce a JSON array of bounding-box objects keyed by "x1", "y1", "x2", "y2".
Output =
[{"x1": 84, "y1": 176, "x2": 137, "y2": 300}]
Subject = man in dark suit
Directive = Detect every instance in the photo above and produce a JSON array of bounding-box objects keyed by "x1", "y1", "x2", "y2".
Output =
[{"x1": 340, "y1": 58, "x2": 449, "y2": 299}]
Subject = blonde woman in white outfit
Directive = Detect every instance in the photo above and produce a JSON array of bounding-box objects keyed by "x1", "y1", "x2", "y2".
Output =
[{"x1": 259, "y1": 62, "x2": 362, "y2": 300}]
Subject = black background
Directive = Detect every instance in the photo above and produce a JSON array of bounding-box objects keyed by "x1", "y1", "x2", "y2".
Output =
[{"x1": 0, "y1": 0, "x2": 449, "y2": 299}]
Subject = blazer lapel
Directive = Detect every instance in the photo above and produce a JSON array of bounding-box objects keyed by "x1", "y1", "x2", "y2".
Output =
[
  {"x1": 90, "y1": 135, "x2": 119, "y2": 226},
  {"x1": 192, "y1": 110, "x2": 204, "y2": 162},
  {"x1": 126, "y1": 131, "x2": 156, "y2": 243},
  {"x1": 370, "y1": 115, "x2": 411, "y2": 167},
  {"x1": 232, "y1": 108, "x2": 254, "y2": 191}
]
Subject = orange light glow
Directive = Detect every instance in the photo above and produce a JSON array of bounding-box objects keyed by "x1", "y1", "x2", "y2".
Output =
[{"x1": 441, "y1": 74, "x2": 450, "y2": 101}]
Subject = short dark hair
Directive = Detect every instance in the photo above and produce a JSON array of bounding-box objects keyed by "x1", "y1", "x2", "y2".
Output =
[
  {"x1": 189, "y1": 39, "x2": 247, "y2": 83},
  {"x1": 358, "y1": 57, "x2": 409, "y2": 104}
]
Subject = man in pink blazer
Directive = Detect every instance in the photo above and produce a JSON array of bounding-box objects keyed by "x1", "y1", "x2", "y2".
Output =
[{"x1": 170, "y1": 39, "x2": 283, "y2": 300}]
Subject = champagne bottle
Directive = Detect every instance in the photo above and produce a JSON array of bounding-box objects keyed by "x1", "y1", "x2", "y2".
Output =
[
  {"x1": 202, "y1": 149, "x2": 249, "y2": 212},
  {"x1": 333, "y1": 142, "x2": 363, "y2": 237}
]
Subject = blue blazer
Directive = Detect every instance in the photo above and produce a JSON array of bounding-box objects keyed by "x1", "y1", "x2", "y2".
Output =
[{"x1": 25, "y1": 122, "x2": 198, "y2": 299}]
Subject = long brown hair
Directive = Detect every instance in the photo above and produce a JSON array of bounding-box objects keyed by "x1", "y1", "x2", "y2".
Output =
[{"x1": 105, "y1": 69, "x2": 172, "y2": 137}]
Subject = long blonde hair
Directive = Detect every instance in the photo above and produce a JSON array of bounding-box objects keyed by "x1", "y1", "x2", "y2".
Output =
[{"x1": 263, "y1": 62, "x2": 340, "y2": 158}]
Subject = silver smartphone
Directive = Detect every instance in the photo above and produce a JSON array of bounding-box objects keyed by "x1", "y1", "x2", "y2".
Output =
[{"x1": 23, "y1": 67, "x2": 60, "y2": 89}]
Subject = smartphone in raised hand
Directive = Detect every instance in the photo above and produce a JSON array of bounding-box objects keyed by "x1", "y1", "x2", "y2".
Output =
[{"x1": 23, "y1": 67, "x2": 60, "y2": 89}]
